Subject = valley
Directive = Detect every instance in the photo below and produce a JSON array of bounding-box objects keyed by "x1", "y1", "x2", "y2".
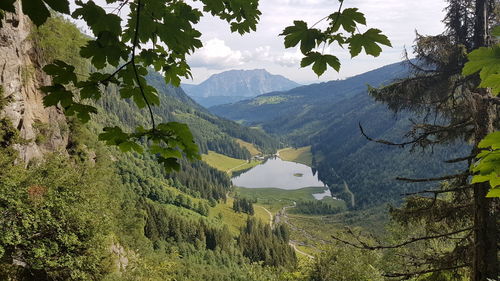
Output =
[{"x1": 0, "y1": 1, "x2": 497, "y2": 280}]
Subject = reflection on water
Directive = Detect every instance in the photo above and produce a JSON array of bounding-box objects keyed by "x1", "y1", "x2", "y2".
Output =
[{"x1": 231, "y1": 157, "x2": 325, "y2": 190}]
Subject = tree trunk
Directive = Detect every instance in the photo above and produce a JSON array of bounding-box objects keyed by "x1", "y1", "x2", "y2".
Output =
[
  {"x1": 471, "y1": 2, "x2": 498, "y2": 280},
  {"x1": 471, "y1": 95, "x2": 498, "y2": 281}
]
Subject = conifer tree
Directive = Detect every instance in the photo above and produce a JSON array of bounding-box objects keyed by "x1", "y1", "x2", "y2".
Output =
[{"x1": 364, "y1": 1, "x2": 498, "y2": 279}]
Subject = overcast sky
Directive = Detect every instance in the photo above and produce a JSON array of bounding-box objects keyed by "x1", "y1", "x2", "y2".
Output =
[
  {"x1": 72, "y1": 0, "x2": 448, "y2": 84},
  {"x1": 184, "y1": 0, "x2": 448, "y2": 84}
]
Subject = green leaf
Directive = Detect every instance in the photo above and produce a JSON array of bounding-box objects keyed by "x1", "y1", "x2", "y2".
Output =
[
  {"x1": 0, "y1": 0, "x2": 16, "y2": 12},
  {"x1": 43, "y1": 0, "x2": 70, "y2": 14},
  {"x1": 66, "y1": 103, "x2": 97, "y2": 123},
  {"x1": 158, "y1": 157, "x2": 181, "y2": 172},
  {"x1": 301, "y1": 52, "x2": 340, "y2": 76},
  {"x1": 150, "y1": 145, "x2": 182, "y2": 159},
  {"x1": 462, "y1": 45, "x2": 500, "y2": 96},
  {"x1": 20, "y1": 0, "x2": 70, "y2": 26},
  {"x1": 21, "y1": 0, "x2": 50, "y2": 26},
  {"x1": 280, "y1": 21, "x2": 323, "y2": 53},
  {"x1": 463, "y1": 46, "x2": 500, "y2": 78},
  {"x1": 486, "y1": 188, "x2": 500, "y2": 198},
  {"x1": 41, "y1": 84, "x2": 74, "y2": 108},
  {"x1": 347, "y1": 28, "x2": 391, "y2": 57},
  {"x1": 478, "y1": 131, "x2": 500, "y2": 149},
  {"x1": 77, "y1": 82, "x2": 101, "y2": 100},
  {"x1": 155, "y1": 122, "x2": 199, "y2": 160},
  {"x1": 119, "y1": 85, "x2": 159, "y2": 109},
  {"x1": 118, "y1": 141, "x2": 143, "y2": 153},
  {"x1": 329, "y1": 8, "x2": 366, "y2": 33},
  {"x1": 472, "y1": 132, "x2": 500, "y2": 198},
  {"x1": 43, "y1": 60, "x2": 77, "y2": 85},
  {"x1": 480, "y1": 73, "x2": 500, "y2": 95},
  {"x1": 98, "y1": 126, "x2": 130, "y2": 146}
]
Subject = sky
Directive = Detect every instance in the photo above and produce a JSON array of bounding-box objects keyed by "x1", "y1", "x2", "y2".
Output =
[
  {"x1": 183, "y1": 0, "x2": 448, "y2": 84},
  {"x1": 71, "y1": 0, "x2": 449, "y2": 84}
]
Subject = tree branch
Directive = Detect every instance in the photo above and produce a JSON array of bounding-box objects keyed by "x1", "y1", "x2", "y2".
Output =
[
  {"x1": 331, "y1": 227, "x2": 473, "y2": 250},
  {"x1": 383, "y1": 264, "x2": 469, "y2": 279},
  {"x1": 396, "y1": 172, "x2": 469, "y2": 183},
  {"x1": 401, "y1": 185, "x2": 472, "y2": 196},
  {"x1": 131, "y1": 0, "x2": 155, "y2": 130},
  {"x1": 444, "y1": 155, "x2": 474, "y2": 163},
  {"x1": 100, "y1": 60, "x2": 132, "y2": 85}
]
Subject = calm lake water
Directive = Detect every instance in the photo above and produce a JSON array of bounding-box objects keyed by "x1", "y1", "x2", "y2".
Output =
[{"x1": 231, "y1": 157, "x2": 326, "y2": 190}]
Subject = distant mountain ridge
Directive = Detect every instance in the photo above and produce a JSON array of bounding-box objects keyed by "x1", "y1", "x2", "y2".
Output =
[
  {"x1": 182, "y1": 69, "x2": 300, "y2": 107},
  {"x1": 210, "y1": 61, "x2": 467, "y2": 208}
]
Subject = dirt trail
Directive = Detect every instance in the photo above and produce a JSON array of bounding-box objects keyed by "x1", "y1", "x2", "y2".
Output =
[
  {"x1": 261, "y1": 202, "x2": 315, "y2": 259},
  {"x1": 289, "y1": 241, "x2": 314, "y2": 259},
  {"x1": 259, "y1": 206, "x2": 273, "y2": 228}
]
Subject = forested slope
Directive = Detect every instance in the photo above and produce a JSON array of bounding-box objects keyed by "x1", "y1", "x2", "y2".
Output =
[
  {"x1": 212, "y1": 62, "x2": 468, "y2": 208},
  {"x1": 0, "y1": 14, "x2": 294, "y2": 280}
]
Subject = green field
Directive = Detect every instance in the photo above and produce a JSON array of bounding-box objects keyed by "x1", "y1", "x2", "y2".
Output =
[
  {"x1": 208, "y1": 196, "x2": 271, "y2": 235},
  {"x1": 236, "y1": 186, "x2": 327, "y2": 213},
  {"x1": 201, "y1": 151, "x2": 262, "y2": 175},
  {"x1": 278, "y1": 146, "x2": 313, "y2": 166},
  {"x1": 235, "y1": 138, "x2": 261, "y2": 156}
]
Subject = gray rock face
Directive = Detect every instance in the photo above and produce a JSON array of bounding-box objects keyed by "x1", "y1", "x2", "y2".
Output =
[
  {"x1": 0, "y1": 2, "x2": 69, "y2": 163},
  {"x1": 182, "y1": 69, "x2": 300, "y2": 107}
]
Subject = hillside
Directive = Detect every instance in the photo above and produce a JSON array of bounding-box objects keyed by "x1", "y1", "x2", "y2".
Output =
[
  {"x1": 211, "y1": 62, "x2": 468, "y2": 208},
  {"x1": 0, "y1": 14, "x2": 297, "y2": 280},
  {"x1": 182, "y1": 69, "x2": 300, "y2": 107}
]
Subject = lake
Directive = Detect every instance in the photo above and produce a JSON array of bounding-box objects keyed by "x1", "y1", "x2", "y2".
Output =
[{"x1": 231, "y1": 157, "x2": 326, "y2": 190}]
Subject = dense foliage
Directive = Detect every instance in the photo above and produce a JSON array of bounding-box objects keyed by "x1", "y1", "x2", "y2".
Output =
[
  {"x1": 233, "y1": 197, "x2": 255, "y2": 215},
  {"x1": 291, "y1": 200, "x2": 344, "y2": 215},
  {"x1": 238, "y1": 218, "x2": 296, "y2": 268},
  {"x1": 0, "y1": 14, "x2": 294, "y2": 281},
  {"x1": 212, "y1": 63, "x2": 467, "y2": 208}
]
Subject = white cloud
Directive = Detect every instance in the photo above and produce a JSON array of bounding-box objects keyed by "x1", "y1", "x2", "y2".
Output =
[
  {"x1": 274, "y1": 49, "x2": 303, "y2": 67},
  {"x1": 184, "y1": 0, "x2": 448, "y2": 83},
  {"x1": 253, "y1": 46, "x2": 271, "y2": 60},
  {"x1": 188, "y1": 38, "x2": 245, "y2": 69}
]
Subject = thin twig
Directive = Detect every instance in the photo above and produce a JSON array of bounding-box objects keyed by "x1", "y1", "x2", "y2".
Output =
[
  {"x1": 444, "y1": 155, "x2": 474, "y2": 163},
  {"x1": 100, "y1": 60, "x2": 132, "y2": 84},
  {"x1": 311, "y1": 0, "x2": 343, "y2": 28}
]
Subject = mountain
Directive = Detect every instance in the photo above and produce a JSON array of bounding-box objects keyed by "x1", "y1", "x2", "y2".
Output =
[
  {"x1": 211, "y1": 62, "x2": 468, "y2": 208},
  {"x1": 182, "y1": 69, "x2": 300, "y2": 107}
]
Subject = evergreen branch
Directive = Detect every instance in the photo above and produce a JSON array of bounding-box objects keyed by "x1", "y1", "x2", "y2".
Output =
[
  {"x1": 331, "y1": 226, "x2": 473, "y2": 251},
  {"x1": 444, "y1": 155, "x2": 474, "y2": 163},
  {"x1": 358, "y1": 122, "x2": 424, "y2": 147},
  {"x1": 359, "y1": 118, "x2": 472, "y2": 150},
  {"x1": 382, "y1": 264, "x2": 469, "y2": 279},
  {"x1": 395, "y1": 172, "x2": 469, "y2": 183},
  {"x1": 401, "y1": 185, "x2": 473, "y2": 196},
  {"x1": 403, "y1": 48, "x2": 439, "y2": 74}
]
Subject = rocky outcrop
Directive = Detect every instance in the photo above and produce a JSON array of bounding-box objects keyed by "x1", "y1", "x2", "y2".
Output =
[{"x1": 0, "y1": 2, "x2": 68, "y2": 163}]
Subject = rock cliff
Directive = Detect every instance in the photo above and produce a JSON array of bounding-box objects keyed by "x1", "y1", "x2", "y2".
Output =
[{"x1": 0, "y1": 2, "x2": 68, "y2": 163}]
